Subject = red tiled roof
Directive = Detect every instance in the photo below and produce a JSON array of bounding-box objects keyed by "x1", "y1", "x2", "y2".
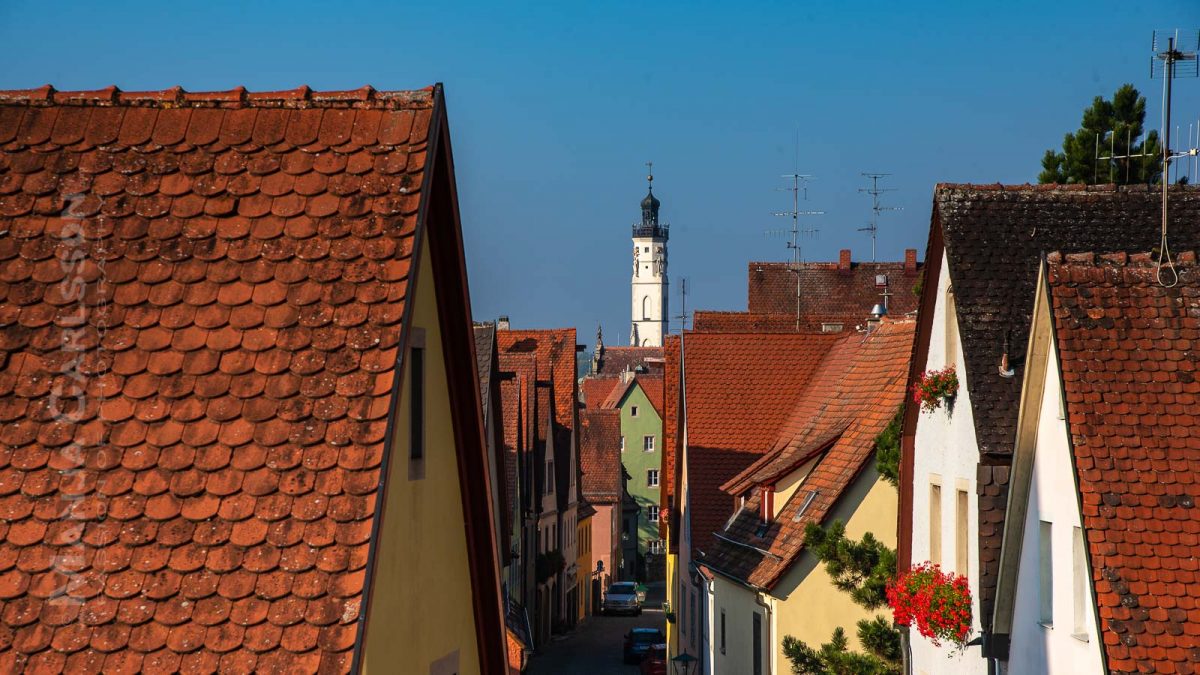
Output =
[
  {"x1": 925, "y1": 183, "x2": 1200, "y2": 633},
  {"x1": 692, "y1": 311, "x2": 849, "y2": 333},
  {"x1": 676, "y1": 332, "x2": 844, "y2": 554},
  {"x1": 499, "y1": 352, "x2": 536, "y2": 520},
  {"x1": 1045, "y1": 251, "x2": 1200, "y2": 675},
  {"x1": 579, "y1": 409, "x2": 622, "y2": 504},
  {"x1": 497, "y1": 329, "x2": 577, "y2": 432},
  {"x1": 635, "y1": 376, "x2": 664, "y2": 418},
  {"x1": 580, "y1": 377, "x2": 619, "y2": 410},
  {"x1": 703, "y1": 320, "x2": 915, "y2": 588},
  {"x1": 662, "y1": 336, "x2": 681, "y2": 546},
  {"x1": 592, "y1": 346, "x2": 662, "y2": 376},
  {"x1": 748, "y1": 252, "x2": 921, "y2": 320},
  {"x1": 595, "y1": 375, "x2": 664, "y2": 419},
  {"x1": 0, "y1": 85, "x2": 439, "y2": 672}
]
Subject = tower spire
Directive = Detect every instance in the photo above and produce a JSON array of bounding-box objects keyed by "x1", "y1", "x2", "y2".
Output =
[{"x1": 631, "y1": 164, "x2": 669, "y2": 347}]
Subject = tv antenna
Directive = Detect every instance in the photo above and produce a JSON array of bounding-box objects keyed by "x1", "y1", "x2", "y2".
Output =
[
  {"x1": 674, "y1": 277, "x2": 690, "y2": 333},
  {"x1": 771, "y1": 173, "x2": 824, "y2": 330},
  {"x1": 858, "y1": 173, "x2": 901, "y2": 262},
  {"x1": 1151, "y1": 29, "x2": 1199, "y2": 287}
]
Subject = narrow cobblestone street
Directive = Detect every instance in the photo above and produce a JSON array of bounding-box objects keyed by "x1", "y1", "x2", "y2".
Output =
[{"x1": 527, "y1": 585, "x2": 667, "y2": 675}]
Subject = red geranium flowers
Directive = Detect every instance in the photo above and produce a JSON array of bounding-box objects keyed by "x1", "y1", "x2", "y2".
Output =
[
  {"x1": 887, "y1": 562, "x2": 972, "y2": 649},
  {"x1": 911, "y1": 366, "x2": 958, "y2": 413}
]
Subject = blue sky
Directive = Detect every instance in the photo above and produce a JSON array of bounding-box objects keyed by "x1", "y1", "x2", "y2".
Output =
[{"x1": 3, "y1": 1, "x2": 1199, "y2": 346}]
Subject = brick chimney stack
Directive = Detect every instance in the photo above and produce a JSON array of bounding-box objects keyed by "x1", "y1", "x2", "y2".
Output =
[
  {"x1": 838, "y1": 249, "x2": 852, "y2": 275},
  {"x1": 904, "y1": 249, "x2": 918, "y2": 275}
]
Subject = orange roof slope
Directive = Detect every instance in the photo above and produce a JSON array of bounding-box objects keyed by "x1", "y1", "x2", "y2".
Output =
[
  {"x1": 499, "y1": 352, "x2": 536, "y2": 519},
  {"x1": 679, "y1": 332, "x2": 844, "y2": 554},
  {"x1": 497, "y1": 329, "x2": 576, "y2": 431},
  {"x1": 703, "y1": 320, "x2": 915, "y2": 588},
  {"x1": 0, "y1": 86, "x2": 435, "y2": 674},
  {"x1": 1046, "y1": 251, "x2": 1200, "y2": 675},
  {"x1": 579, "y1": 409, "x2": 622, "y2": 504},
  {"x1": 580, "y1": 377, "x2": 620, "y2": 410}
]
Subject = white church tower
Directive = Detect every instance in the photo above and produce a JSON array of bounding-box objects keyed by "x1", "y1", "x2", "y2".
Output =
[{"x1": 631, "y1": 168, "x2": 668, "y2": 347}]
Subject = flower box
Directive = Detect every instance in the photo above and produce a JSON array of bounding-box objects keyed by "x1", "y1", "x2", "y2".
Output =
[
  {"x1": 911, "y1": 366, "x2": 958, "y2": 413},
  {"x1": 887, "y1": 562, "x2": 972, "y2": 650}
]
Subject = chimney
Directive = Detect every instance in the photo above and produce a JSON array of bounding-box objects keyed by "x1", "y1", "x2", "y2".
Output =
[
  {"x1": 497, "y1": 315, "x2": 510, "y2": 330},
  {"x1": 904, "y1": 249, "x2": 918, "y2": 275},
  {"x1": 838, "y1": 249, "x2": 852, "y2": 275}
]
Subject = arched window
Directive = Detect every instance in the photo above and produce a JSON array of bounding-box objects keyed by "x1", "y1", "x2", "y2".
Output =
[{"x1": 642, "y1": 296, "x2": 651, "y2": 320}]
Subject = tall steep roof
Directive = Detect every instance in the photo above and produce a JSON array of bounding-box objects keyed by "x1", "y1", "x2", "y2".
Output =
[
  {"x1": 1045, "y1": 251, "x2": 1200, "y2": 674},
  {"x1": 927, "y1": 183, "x2": 1200, "y2": 633},
  {"x1": 0, "y1": 85, "x2": 505, "y2": 672},
  {"x1": 579, "y1": 409, "x2": 623, "y2": 504}
]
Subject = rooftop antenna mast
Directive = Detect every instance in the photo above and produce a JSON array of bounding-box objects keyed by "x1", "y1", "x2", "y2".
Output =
[
  {"x1": 1151, "y1": 29, "x2": 1199, "y2": 287},
  {"x1": 858, "y1": 173, "x2": 901, "y2": 262},
  {"x1": 772, "y1": 173, "x2": 824, "y2": 330},
  {"x1": 674, "y1": 277, "x2": 690, "y2": 333}
]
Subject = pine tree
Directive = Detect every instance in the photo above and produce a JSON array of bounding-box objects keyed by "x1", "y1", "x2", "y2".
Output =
[
  {"x1": 781, "y1": 521, "x2": 902, "y2": 674},
  {"x1": 1039, "y1": 84, "x2": 1161, "y2": 185}
]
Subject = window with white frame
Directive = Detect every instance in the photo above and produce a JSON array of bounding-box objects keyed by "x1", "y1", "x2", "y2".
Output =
[
  {"x1": 647, "y1": 469, "x2": 659, "y2": 487},
  {"x1": 643, "y1": 435, "x2": 655, "y2": 452},
  {"x1": 648, "y1": 505, "x2": 659, "y2": 522},
  {"x1": 631, "y1": 405, "x2": 639, "y2": 417},
  {"x1": 649, "y1": 539, "x2": 663, "y2": 554},
  {"x1": 620, "y1": 436, "x2": 625, "y2": 452},
  {"x1": 929, "y1": 480, "x2": 942, "y2": 564}
]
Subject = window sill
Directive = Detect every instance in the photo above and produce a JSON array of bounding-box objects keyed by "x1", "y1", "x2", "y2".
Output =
[
  {"x1": 1038, "y1": 621, "x2": 1053, "y2": 630},
  {"x1": 1070, "y1": 632, "x2": 1089, "y2": 643}
]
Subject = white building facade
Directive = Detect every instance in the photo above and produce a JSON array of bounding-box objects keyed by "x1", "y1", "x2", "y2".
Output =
[
  {"x1": 991, "y1": 268, "x2": 1104, "y2": 675},
  {"x1": 631, "y1": 174, "x2": 668, "y2": 347},
  {"x1": 908, "y1": 250, "x2": 989, "y2": 675}
]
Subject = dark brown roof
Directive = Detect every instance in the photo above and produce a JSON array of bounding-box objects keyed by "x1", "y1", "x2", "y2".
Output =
[
  {"x1": 579, "y1": 409, "x2": 623, "y2": 504},
  {"x1": 474, "y1": 324, "x2": 496, "y2": 419},
  {"x1": 703, "y1": 320, "x2": 914, "y2": 589},
  {"x1": 931, "y1": 183, "x2": 1200, "y2": 631},
  {"x1": 1045, "y1": 251, "x2": 1200, "y2": 674},
  {"x1": 592, "y1": 346, "x2": 662, "y2": 376},
  {"x1": 0, "y1": 84, "x2": 507, "y2": 672},
  {"x1": 692, "y1": 310, "x2": 851, "y2": 333},
  {"x1": 748, "y1": 250, "x2": 921, "y2": 321}
]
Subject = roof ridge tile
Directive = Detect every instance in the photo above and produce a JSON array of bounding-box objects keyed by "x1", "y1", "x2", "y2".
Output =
[{"x1": 0, "y1": 86, "x2": 434, "y2": 110}]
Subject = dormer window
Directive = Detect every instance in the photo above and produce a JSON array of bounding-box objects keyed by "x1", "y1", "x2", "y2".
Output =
[{"x1": 759, "y1": 485, "x2": 774, "y2": 524}]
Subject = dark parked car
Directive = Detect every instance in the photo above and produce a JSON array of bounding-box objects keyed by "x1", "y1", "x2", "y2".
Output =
[
  {"x1": 624, "y1": 628, "x2": 666, "y2": 664},
  {"x1": 639, "y1": 643, "x2": 667, "y2": 674}
]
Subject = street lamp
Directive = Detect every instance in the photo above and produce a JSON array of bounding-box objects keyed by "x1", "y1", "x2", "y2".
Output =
[{"x1": 671, "y1": 652, "x2": 697, "y2": 675}]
